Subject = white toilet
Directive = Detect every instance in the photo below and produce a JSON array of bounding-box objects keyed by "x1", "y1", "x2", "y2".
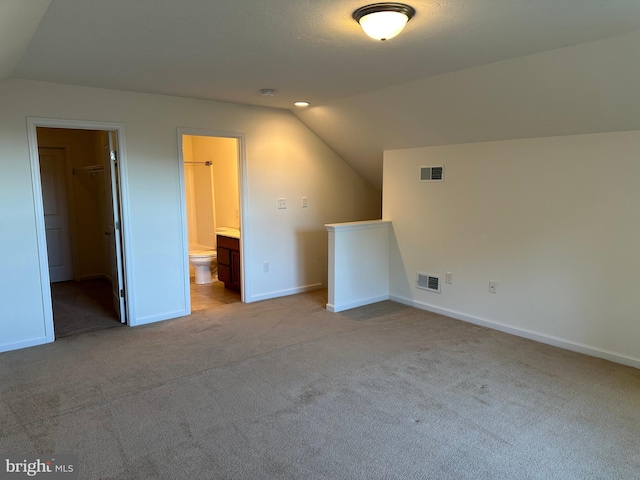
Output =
[{"x1": 188, "y1": 249, "x2": 218, "y2": 284}]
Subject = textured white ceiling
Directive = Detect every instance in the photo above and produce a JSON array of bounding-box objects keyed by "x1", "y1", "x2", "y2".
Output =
[
  {"x1": 6, "y1": 0, "x2": 640, "y2": 189},
  {"x1": 12, "y1": 0, "x2": 640, "y2": 109}
]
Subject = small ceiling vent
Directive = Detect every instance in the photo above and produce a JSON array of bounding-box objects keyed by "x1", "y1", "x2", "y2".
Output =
[
  {"x1": 417, "y1": 273, "x2": 441, "y2": 293},
  {"x1": 420, "y1": 166, "x2": 444, "y2": 182}
]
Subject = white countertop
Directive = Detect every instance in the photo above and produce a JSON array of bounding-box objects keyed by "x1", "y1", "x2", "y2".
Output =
[{"x1": 216, "y1": 227, "x2": 240, "y2": 239}]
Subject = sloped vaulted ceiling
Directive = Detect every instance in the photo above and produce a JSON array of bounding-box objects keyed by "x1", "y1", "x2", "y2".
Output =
[
  {"x1": 0, "y1": 0, "x2": 50, "y2": 82},
  {"x1": 6, "y1": 0, "x2": 640, "y2": 189}
]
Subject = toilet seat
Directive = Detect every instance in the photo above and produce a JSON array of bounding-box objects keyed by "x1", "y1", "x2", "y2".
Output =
[{"x1": 189, "y1": 249, "x2": 217, "y2": 258}]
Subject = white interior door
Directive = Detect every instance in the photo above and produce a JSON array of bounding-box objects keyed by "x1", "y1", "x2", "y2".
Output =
[
  {"x1": 39, "y1": 147, "x2": 74, "y2": 282},
  {"x1": 103, "y1": 131, "x2": 126, "y2": 323}
]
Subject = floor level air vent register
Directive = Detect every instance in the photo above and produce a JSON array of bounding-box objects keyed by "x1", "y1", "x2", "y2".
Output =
[
  {"x1": 417, "y1": 273, "x2": 441, "y2": 293},
  {"x1": 420, "y1": 166, "x2": 444, "y2": 182}
]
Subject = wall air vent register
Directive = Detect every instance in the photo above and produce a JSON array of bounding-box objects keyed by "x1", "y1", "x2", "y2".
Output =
[
  {"x1": 420, "y1": 166, "x2": 444, "y2": 182},
  {"x1": 417, "y1": 273, "x2": 441, "y2": 293}
]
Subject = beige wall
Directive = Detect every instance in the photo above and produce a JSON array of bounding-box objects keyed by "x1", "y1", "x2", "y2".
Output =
[
  {"x1": 182, "y1": 135, "x2": 198, "y2": 247},
  {"x1": 183, "y1": 135, "x2": 240, "y2": 249},
  {"x1": 183, "y1": 138, "x2": 216, "y2": 249},
  {"x1": 0, "y1": 79, "x2": 380, "y2": 352},
  {"x1": 384, "y1": 131, "x2": 640, "y2": 366},
  {"x1": 192, "y1": 136, "x2": 240, "y2": 231}
]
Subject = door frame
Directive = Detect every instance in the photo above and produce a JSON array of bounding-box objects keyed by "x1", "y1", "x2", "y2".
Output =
[
  {"x1": 177, "y1": 128, "x2": 249, "y2": 309},
  {"x1": 27, "y1": 117, "x2": 133, "y2": 341}
]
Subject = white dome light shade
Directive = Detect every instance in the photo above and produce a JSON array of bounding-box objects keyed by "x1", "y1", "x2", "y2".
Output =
[
  {"x1": 353, "y1": 3, "x2": 415, "y2": 41},
  {"x1": 358, "y1": 11, "x2": 408, "y2": 41}
]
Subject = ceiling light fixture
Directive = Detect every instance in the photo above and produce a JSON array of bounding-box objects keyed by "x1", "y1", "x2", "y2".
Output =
[
  {"x1": 294, "y1": 101, "x2": 310, "y2": 107},
  {"x1": 352, "y1": 3, "x2": 415, "y2": 41}
]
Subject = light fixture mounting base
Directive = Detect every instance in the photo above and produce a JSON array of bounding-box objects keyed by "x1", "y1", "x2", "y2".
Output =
[{"x1": 352, "y1": 2, "x2": 416, "y2": 23}]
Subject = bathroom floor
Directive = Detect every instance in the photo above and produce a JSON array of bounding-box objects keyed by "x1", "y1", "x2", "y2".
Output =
[
  {"x1": 51, "y1": 278, "x2": 240, "y2": 338},
  {"x1": 190, "y1": 278, "x2": 241, "y2": 311},
  {"x1": 51, "y1": 279, "x2": 123, "y2": 338}
]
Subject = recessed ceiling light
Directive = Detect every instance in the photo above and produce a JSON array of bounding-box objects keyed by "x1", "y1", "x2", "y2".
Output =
[
  {"x1": 260, "y1": 88, "x2": 276, "y2": 96},
  {"x1": 294, "y1": 101, "x2": 310, "y2": 107}
]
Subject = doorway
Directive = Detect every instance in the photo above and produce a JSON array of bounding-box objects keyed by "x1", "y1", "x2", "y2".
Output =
[
  {"x1": 28, "y1": 119, "x2": 131, "y2": 341},
  {"x1": 178, "y1": 130, "x2": 246, "y2": 312}
]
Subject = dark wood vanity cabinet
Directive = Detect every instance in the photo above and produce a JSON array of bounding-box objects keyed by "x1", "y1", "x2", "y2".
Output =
[{"x1": 217, "y1": 234, "x2": 241, "y2": 291}]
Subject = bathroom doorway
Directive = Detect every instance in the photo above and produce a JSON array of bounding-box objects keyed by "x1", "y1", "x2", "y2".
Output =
[
  {"x1": 28, "y1": 119, "x2": 131, "y2": 340},
  {"x1": 178, "y1": 130, "x2": 245, "y2": 312}
]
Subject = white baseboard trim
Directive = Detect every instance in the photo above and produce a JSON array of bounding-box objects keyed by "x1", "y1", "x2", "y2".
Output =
[
  {"x1": 327, "y1": 295, "x2": 390, "y2": 313},
  {"x1": 389, "y1": 295, "x2": 640, "y2": 370},
  {"x1": 248, "y1": 283, "x2": 323, "y2": 303},
  {"x1": 0, "y1": 336, "x2": 51, "y2": 354},
  {"x1": 129, "y1": 309, "x2": 190, "y2": 327}
]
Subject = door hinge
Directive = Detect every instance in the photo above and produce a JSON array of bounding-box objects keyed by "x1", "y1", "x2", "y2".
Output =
[
  {"x1": 110, "y1": 150, "x2": 117, "y2": 161},
  {"x1": 120, "y1": 288, "x2": 124, "y2": 298},
  {"x1": 115, "y1": 220, "x2": 120, "y2": 230}
]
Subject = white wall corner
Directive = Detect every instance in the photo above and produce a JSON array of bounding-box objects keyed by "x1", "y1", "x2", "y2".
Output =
[{"x1": 326, "y1": 220, "x2": 391, "y2": 312}]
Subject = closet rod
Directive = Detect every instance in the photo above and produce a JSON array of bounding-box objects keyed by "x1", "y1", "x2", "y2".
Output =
[
  {"x1": 73, "y1": 164, "x2": 104, "y2": 175},
  {"x1": 184, "y1": 161, "x2": 212, "y2": 166}
]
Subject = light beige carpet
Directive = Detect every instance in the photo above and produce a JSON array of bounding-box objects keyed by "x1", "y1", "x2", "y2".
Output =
[
  {"x1": 1, "y1": 290, "x2": 639, "y2": 479},
  {"x1": 51, "y1": 280, "x2": 122, "y2": 338}
]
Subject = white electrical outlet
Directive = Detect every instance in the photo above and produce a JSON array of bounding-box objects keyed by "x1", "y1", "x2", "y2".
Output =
[
  {"x1": 445, "y1": 272, "x2": 453, "y2": 284},
  {"x1": 278, "y1": 198, "x2": 286, "y2": 209},
  {"x1": 302, "y1": 197, "x2": 308, "y2": 208},
  {"x1": 263, "y1": 261, "x2": 269, "y2": 273},
  {"x1": 489, "y1": 281, "x2": 498, "y2": 294}
]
